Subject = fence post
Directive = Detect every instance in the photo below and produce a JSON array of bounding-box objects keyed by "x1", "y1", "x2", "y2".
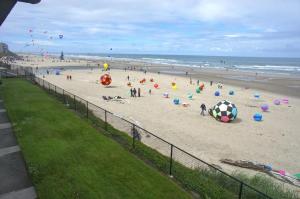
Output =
[
  {"x1": 104, "y1": 110, "x2": 107, "y2": 130},
  {"x1": 132, "y1": 124, "x2": 136, "y2": 149},
  {"x1": 86, "y1": 101, "x2": 89, "y2": 119},
  {"x1": 43, "y1": 79, "x2": 44, "y2": 88},
  {"x1": 74, "y1": 95, "x2": 76, "y2": 111},
  {"x1": 239, "y1": 182, "x2": 243, "y2": 199},
  {"x1": 169, "y1": 144, "x2": 174, "y2": 177},
  {"x1": 62, "y1": 89, "x2": 65, "y2": 103},
  {"x1": 54, "y1": 86, "x2": 56, "y2": 95}
]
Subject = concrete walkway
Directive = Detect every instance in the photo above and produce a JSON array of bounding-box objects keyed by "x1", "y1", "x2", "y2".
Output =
[{"x1": 0, "y1": 99, "x2": 37, "y2": 199}]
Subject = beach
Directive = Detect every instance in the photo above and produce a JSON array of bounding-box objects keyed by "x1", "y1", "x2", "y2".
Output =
[{"x1": 12, "y1": 55, "x2": 300, "y2": 177}]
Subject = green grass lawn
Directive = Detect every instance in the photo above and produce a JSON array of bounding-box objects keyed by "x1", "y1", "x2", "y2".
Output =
[{"x1": 0, "y1": 79, "x2": 191, "y2": 199}]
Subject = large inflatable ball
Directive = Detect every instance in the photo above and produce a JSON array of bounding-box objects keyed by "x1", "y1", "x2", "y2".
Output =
[
  {"x1": 100, "y1": 74, "x2": 112, "y2": 86},
  {"x1": 173, "y1": 98, "x2": 180, "y2": 105},
  {"x1": 274, "y1": 99, "x2": 281, "y2": 105},
  {"x1": 214, "y1": 91, "x2": 220, "y2": 96},
  {"x1": 209, "y1": 100, "x2": 237, "y2": 123},
  {"x1": 55, "y1": 69, "x2": 60, "y2": 75},
  {"x1": 261, "y1": 104, "x2": 269, "y2": 112},
  {"x1": 282, "y1": 98, "x2": 289, "y2": 104},
  {"x1": 253, "y1": 113, "x2": 263, "y2": 121},
  {"x1": 154, "y1": 83, "x2": 159, "y2": 89},
  {"x1": 187, "y1": 93, "x2": 193, "y2": 100},
  {"x1": 254, "y1": 93, "x2": 260, "y2": 98},
  {"x1": 196, "y1": 87, "x2": 201, "y2": 93}
]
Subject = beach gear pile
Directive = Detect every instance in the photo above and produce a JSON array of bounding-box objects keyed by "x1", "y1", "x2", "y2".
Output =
[
  {"x1": 100, "y1": 74, "x2": 112, "y2": 86},
  {"x1": 209, "y1": 100, "x2": 237, "y2": 123}
]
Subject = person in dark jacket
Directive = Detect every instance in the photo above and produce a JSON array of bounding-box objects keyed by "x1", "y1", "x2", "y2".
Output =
[{"x1": 200, "y1": 103, "x2": 206, "y2": 116}]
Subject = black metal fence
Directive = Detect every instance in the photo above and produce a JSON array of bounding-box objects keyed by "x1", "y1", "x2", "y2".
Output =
[{"x1": 0, "y1": 66, "x2": 274, "y2": 199}]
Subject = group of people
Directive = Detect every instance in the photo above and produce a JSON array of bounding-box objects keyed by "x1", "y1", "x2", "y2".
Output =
[
  {"x1": 67, "y1": 75, "x2": 72, "y2": 80},
  {"x1": 130, "y1": 88, "x2": 141, "y2": 97}
]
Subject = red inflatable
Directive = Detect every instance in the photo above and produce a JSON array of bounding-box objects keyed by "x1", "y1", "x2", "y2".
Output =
[
  {"x1": 154, "y1": 83, "x2": 159, "y2": 88},
  {"x1": 100, "y1": 74, "x2": 112, "y2": 86}
]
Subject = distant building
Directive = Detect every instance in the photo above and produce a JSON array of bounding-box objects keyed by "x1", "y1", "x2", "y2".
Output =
[{"x1": 0, "y1": 43, "x2": 9, "y2": 53}]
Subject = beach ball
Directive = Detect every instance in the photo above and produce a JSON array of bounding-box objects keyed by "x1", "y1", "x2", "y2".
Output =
[
  {"x1": 100, "y1": 74, "x2": 112, "y2": 86},
  {"x1": 253, "y1": 113, "x2": 262, "y2": 121},
  {"x1": 154, "y1": 83, "x2": 159, "y2": 89},
  {"x1": 150, "y1": 78, "x2": 154, "y2": 82},
  {"x1": 229, "y1": 90, "x2": 234, "y2": 95},
  {"x1": 282, "y1": 98, "x2": 289, "y2": 104},
  {"x1": 196, "y1": 87, "x2": 201, "y2": 93},
  {"x1": 274, "y1": 99, "x2": 281, "y2": 105},
  {"x1": 209, "y1": 100, "x2": 237, "y2": 123},
  {"x1": 214, "y1": 91, "x2": 220, "y2": 96},
  {"x1": 199, "y1": 83, "x2": 204, "y2": 90},
  {"x1": 163, "y1": 93, "x2": 169, "y2": 98},
  {"x1": 173, "y1": 98, "x2": 180, "y2": 105},
  {"x1": 254, "y1": 93, "x2": 260, "y2": 98},
  {"x1": 260, "y1": 104, "x2": 269, "y2": 112},
  {"x1": 187, "y1": 93, "x2": 193, "y2": 100},
  {"x1": 171, "y1": 82, "x2": 176, "y2": 87}
]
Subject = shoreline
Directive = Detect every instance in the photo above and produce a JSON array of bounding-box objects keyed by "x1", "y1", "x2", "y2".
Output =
[{"x1": 12, "y1": 54, "x2": 300, "y2": 98}]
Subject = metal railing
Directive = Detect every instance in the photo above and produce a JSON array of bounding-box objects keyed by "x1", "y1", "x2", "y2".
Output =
[{"x1": 0, "y1": 66, "x2": 274, "y2": 199}]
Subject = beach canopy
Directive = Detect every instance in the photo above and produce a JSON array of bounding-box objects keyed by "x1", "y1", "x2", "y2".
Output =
[
  {"x1": 209, "y1": 100, "x2": 237, "y2": 123},
  {"x1": 100, "y1": 74, "x2": 112, "y2": 86}
]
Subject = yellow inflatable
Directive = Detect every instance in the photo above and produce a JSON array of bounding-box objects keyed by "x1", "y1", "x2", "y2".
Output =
[{"x1": 103, "y1": 63, "x2": 109, "y2": 71}]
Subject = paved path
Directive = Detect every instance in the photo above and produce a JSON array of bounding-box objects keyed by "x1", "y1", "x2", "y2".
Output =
[{"x1": 0, "y1": 99, "x2": 37, "y2": 199}]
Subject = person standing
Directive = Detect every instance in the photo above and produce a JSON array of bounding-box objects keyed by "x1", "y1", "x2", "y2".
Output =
[
  {"x1": 130, "y1": 88, "x2": 133, "y2": 97},
  {"x1": 133, "y1": 88, "x2": 137, "y2": 97},
  {"x1": 149, "y1": 89, "x2": 152, "y2": 95},
  {"x1": 200, "y1": 103, "x2": 206, "y2": 116},
  {"x1": 127, "y1": 75, "x2": 130, "y2": 81},
  {"x1": 197, "y1": 79, "x2": 200, "y2": 85},
  {"x1": 138, "y1": 88, "x2": 141, "y2": 97},
  {"x1": 210, "y1": 81, "x2": 213, "y2": 86}
]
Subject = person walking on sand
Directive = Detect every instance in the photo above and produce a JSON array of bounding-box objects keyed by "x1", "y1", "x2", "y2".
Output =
[
  {"x1": 70, "y1": 75, "x2": 72, "y2": 80},
  {"x1": 197, "y1": 79, "x2": 200, "y2": 85},
  {"x1": 130, "y1": 88, "x2": 133, "y2": 97},
  {"x1": 138, "y1": 88, "x2": 141, "y2": 97},
  {"x1": 133, "y1": 88, "x2": 137, "y2": 97},
  {"x1": 200, "y1": 103, "x2": 206, "y2": 116},
  {"x1": 210, "y1": 81, "x2": 213, "y2": 86},
  {"x1": 127, "y1": 75, "x2": 130, "y2": 81},
  {"x1": 149, "y1": 89, "x2": 152, "y2": 95}
]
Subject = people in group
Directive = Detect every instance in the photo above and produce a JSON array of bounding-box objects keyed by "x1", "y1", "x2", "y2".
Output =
[
  {"x1": 133, "y1": 88, "x2": 137, "y2": 97},
  {"x1": 200, "y1": 103, "x2": 206, "y2": 116},
  {"x1": 138, "y1": 88, "x2": 141, "y2": 97},
  {"x1": 130, "y1": 88, "x2": 133, "y2": 97}
]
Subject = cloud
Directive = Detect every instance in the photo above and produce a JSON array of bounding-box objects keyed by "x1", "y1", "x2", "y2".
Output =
[{"x1": 1, "y1": 0, "x2": 300, "y2": 56}]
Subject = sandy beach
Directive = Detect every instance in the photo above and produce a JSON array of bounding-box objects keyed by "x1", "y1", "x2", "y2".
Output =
[{"x1": 12, "y1": 55, "x2": 300, "y2": 178}]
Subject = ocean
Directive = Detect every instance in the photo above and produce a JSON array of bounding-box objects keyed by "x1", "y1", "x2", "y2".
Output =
[{"x1": 65, "y1": 53, "x2": 300, "y2": 74}]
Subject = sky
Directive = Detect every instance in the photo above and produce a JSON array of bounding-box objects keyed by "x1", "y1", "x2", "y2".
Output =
[{"x1": 1, "y1": 0, "x2": 300, "y2": 57}]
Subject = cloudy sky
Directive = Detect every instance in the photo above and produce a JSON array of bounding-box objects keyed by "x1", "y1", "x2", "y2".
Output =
[{"x1": 1, "y1": 0, "x2": 300, "y2": 57}]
